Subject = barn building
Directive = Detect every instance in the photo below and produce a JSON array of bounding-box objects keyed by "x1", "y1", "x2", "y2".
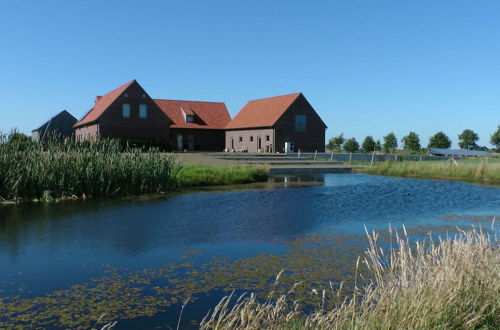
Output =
[
  {"x1": 225, "y1": 93, "x2": 327, "y2": 153},
  {"x1": 32, "y1": 110, "x2": 77, "y2": 142}
]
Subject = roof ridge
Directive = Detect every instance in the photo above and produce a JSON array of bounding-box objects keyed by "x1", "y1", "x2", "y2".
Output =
[{"x1": 247, "y1": 92, "x2": 301, "y2": 103}]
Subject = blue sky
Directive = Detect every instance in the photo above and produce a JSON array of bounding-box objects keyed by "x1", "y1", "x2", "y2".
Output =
[{"x1": 1, "y1": 0, "x2": 499, "y2": 147}]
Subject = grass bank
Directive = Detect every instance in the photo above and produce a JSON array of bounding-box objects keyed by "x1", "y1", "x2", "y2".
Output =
[
  {"x1": 201, "y1": 226, "x2": 500, "y2": 329},
  {"x1": 360, "y1": 160, "x2": 500, "y2": 185},
  {"x1": 178, "y1": 164, "x2": 268, "y2": 187}
]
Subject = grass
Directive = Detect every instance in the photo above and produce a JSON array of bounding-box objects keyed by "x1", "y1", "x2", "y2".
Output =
[
  {"x1": 179, "y1": 164, "x2": 268, "y2": 187},
  {"x1": 200, "y1": 224, "x2": 500, "y2": 329},
  {"x1": 0, "y1": 132, "x2": 268, "y2": 203},
  {"x1": 360, "y1": 160, "x2": 500, "y2": 185}
]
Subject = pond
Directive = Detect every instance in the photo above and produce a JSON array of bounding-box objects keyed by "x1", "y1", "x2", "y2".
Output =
[{"x1": 0, "y1": 174, "x2": 499, "y2": 328}]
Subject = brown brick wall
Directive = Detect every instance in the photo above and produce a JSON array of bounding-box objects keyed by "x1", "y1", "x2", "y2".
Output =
[
  {"x1": 75, "y1": 124, "x2": 99, "y2": 141},
  {"x1": 225, "y1": 128, "x2": 275, "y2": 152}
]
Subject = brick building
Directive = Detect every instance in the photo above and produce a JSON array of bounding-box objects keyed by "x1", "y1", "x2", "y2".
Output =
[
  {"x1": 74, "y1": 80, "x2": 171, "y2": 142},
  {"x1": 225, "y1": 93, "x2": 327, "y2": 153},
  {"x1": 154, "y1": 99, "x2": 230, "y2": 151},
  {"x1": 74, "y1": 80, "x2": 230, "y2": 150}
]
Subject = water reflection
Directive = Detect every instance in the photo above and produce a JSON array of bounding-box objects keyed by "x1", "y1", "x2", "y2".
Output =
[{"x1": 0, "y1": 174, "x2": 499, "y2": 296}]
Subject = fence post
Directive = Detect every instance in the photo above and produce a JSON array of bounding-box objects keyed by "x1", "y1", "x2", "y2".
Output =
[
  {"x1": 395, "y1": 154, "x2": 398, "y2": 162},
  {"x1": 371, "y1": 152, "x2": 375, "y2": 167},
  {"x1": 314, "y1": 150, "x2": 317, "y2": 160},
  {"x1": 330, "y1": 151, "x2": 334, "y2": 161},
  {"x1": 349, "y1": 152, "x2": 352, "y2": 165},
  {"x1": 298, "y1": 149, "x2": 301, "y2": 158}
]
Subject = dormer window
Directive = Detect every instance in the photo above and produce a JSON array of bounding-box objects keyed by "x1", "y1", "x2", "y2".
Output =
[{"x1": 186, "y1": 115, "x2": 194, "y2": 123}]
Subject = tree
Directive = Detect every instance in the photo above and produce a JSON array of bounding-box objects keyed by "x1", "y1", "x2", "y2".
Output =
[
  {"x1": 401, "y1": 132, "x2": 421, "y2": 152},
  {"x1": 343, "y1": 138, "x2": 359, "y2": 153},
  {"x1": 458, "y1": 129, "x2": 479, "y2": 149},
  {"x1": 361, "y1": 136, "x2": 376, "y2": 152},
  {"x1": 428, "y1": 131, "x2": 451, "y2": 149},
  {"x1": 490, "y1": 126, "x2": 500, "y2": 149},
  {"x1": 375, "y1": 139, "x2": 382, "y2": 151},
  {"x1": 383, "y1": 132, "x2": 398, "y2": 153},
  {"x1": 326, "y1": 133, "x2": 345, "y2": 151}
]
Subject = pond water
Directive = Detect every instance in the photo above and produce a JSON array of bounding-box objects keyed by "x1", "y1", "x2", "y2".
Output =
[{"x1": 0, "y1": 174, "x2": 499, "y2": 328}]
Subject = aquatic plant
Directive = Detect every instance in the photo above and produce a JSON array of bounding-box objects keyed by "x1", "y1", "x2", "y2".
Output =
[
  {"x1": 200, "y1": 225, "x2": 500, "y2": 329},
  {"x1": 0, "y1": 131, "x2": 181, "y2": 202},
  {"x1": 361, "y1": 160, "x2": 500, "y2": 185}
]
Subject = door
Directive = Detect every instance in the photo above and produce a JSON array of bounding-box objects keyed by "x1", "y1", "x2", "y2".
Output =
[
  {"x1": 177, "y1": 134, "x2": 183, "y2": 151},
  {"x1": 188, "y1": 134, "x2": 194, "y2": 151},
  {"x1": 257, "y1": 136, "x2": 262, "y2": 152}
]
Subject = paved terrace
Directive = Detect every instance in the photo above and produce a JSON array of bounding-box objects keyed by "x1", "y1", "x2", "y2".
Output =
[{"x1": 172, "y1": 152, "x2": 366, "y2": 174}]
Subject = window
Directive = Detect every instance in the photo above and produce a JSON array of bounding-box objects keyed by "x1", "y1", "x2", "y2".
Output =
[
  {"x1": 238, "y1": 136, "x2": 242, "y2": 142},
  {"x1": 186, "y1": 115, "x2": 194, "y2": 123},
  {"x1": 123, "y1": 93, "x2": 128, "y2": 98},
  {"x1": 139, "y1": 104, "x2": 147, "y2": 118},
  {"x1": 266, "y1": 135, "x2": 270, "y2": 141},
  {"x1": 122, "y1": 104, "x2": 131, "y2": 118},
  {"x1": 249, "y1": 136, "x2": 254, "y2": 142},
  {"x1": 295, "y1": 114, "x2": 307, "y2": 131},
  {"x1": 142, "y1": 94, "x2": 146, "y2": 99}
]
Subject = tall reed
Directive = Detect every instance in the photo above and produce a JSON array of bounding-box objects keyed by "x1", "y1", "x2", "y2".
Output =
[
  {"x1": 200, "y1": 224, "x2": 499, "y2": 329},
  {"x1": 0, "y1": 132, "x2": 181, "y2": 202}
]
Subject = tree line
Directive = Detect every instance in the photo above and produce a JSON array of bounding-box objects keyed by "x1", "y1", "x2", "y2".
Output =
[{"x1": 326, "y1": 126, "x2": 500, "y2": 153}]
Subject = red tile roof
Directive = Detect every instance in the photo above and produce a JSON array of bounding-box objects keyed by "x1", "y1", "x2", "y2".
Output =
[
  {"x1": 225, "y1": 92, "x2": 301, "y2": 129},
  {"x1": 154, "y1": 99, "x2": 230, "y2": 129},
  {"x1": 74, "y1": 80, "x2": 135, "y2": 127}
]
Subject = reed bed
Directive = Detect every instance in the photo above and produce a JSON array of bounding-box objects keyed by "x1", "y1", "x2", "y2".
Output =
[
  {"x1": 362, "y1": 160, "x2": 500, "y2": 185},
  {"x1": 179, "y1": 164, "x2": 268, "y2": 187},
  {"x1": 0, "y1": 132, "x2": 181, "y2": 202},
  {"x1": 200, "y1": 224, "x2": 500, "y2": 329}
]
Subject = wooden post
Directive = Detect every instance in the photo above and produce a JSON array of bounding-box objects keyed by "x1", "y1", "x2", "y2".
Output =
[
  {"x1": 371, "y1": 152, "x2": 375, "y2": 167},
  {"x1": 314, "y1": 150, "x2": 317, "y2": 160},
  {"x1": 298, "y1": 149, "x2": 301, "y2": 158},
  {"x1": 330, "y1": 151, "x2": 334, "y2": 161},
  {"x1": 419, "y1": 155, "x2": 422, "y2": 163},
  {"x1": 349, "y1": 152, "x2": 352, "y2": 165}
]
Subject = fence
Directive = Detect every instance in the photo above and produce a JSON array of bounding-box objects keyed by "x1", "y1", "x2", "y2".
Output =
[{"x1": 286, "y1": 152, "x2": 450, "y2": 163}]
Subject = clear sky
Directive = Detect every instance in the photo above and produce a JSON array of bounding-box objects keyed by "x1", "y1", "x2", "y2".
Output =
[{"x1": 1, "y1": 0, "x2": 499, "y2": 147}]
